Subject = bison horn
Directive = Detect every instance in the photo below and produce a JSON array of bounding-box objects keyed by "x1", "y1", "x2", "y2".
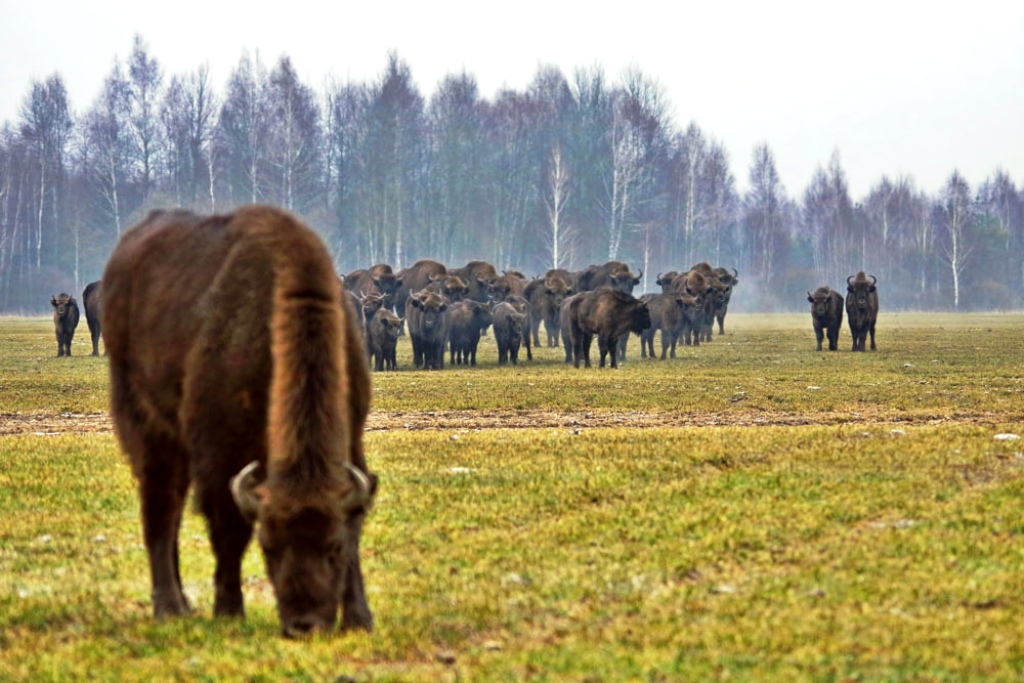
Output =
[
  {"x1": 731, "y1": 268, "x2": 738, "y2": 279},
  {"x1": 869, "y1": 274, "x2": 877, "y2": 286},
  {"x1": 847, "y1": 275, "x2": 854, "y2": 286},
  {"x1": 230, "y1": 461, "x2": 263, "y2": 523},
  {"x1": 342, "y1": 463, "x2": 374, "y2": 511}
]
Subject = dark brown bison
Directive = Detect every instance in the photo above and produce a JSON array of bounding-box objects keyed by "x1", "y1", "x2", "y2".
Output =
[
  {"x1": 808, "y1": 286, "x2": 844, "y2": 351},
  {"x1": 344, "y1": 264, "x2": 402, "y2": 312},
  {"x1": 486, "y1": 271, "x2": 528, "y2": 302},
  {"x1": 83, "y1": 280, "x2": 102, "y2": 355},
  {"x1": 368, "y1": 309, "x2": 404, "y2": 371},
  {"x1": 711, "y1": 267, "x2": 739, "y2": 335},
  {"x1": 639, "y1": 292, "x2": 703, "y2": 359},
  {"x1": 567, "y1": 289, "x2": 651, "y2": 369},
  {"x1": 424, "y1": 273, "x2": 470, "y2": 303},
  {"x1": 575, "y1": 261, "x2": 642, "y2": 293},
  {"x1": 524, "y1": 274, "x2": 573, "y2": 347},
  {"x1": 407, "y1": 289, "x2": 450, "y2": 370},
  {"x1": 697, "y1": 274, "x2": 731, "y2": 343},
  {"x1": 544, "y1": 267, "x2": 579, "y2": 293},
  {"x1": 447, "y1": 300, "x2": 492, "y2": 366},
  {"x1": 655, "y1": 271, "x2": 681, "y2": 293},
  {"x1": 100, "y1": 206, "x2": 377, "y2": 637},
  {"x1": 491, "y1": 300, "x2": 528, "y2": 365},
  {"x1": 559, "y1": 293, "x2": 581, "y2": 364},
  {"x1": 846, "y1": 272, "x2": 878, "y2": 351},
  {"x1": 449, "y1": 260, "x2": 499, "y2": 304},
  {"x1": 394, "y1": 259, "x2": 447, "y2": 318},
  {"x1": 51, "y1": 292, "x2": 80, "y2": 356}
]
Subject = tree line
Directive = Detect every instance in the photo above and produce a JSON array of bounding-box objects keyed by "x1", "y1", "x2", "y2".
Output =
[{"x1": 1, "y1": 36, "x2": 1021, "y2": 313}]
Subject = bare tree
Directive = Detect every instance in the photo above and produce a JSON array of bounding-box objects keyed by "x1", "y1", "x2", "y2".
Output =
[
  {"x1": 217, "y1": 51, "x2": 271, "y2": 205},
  {"x1": 160, "y1": 65, "x2": 217, "y2": 209},
  {"x1": 744, "y1": 143, "x2": 787, "y2": 290},
  {"x1": 938, "y1": 170, "x2": 973, "y2": 310},
  {"x1": 266, "y1": 56, "x2": 321, "y2": 212},
  {"x1": 82, "y1": 63, "x2": 134, "y2": 237},
  {"x1": 543, "y1": 141, "x2": 574, "y2": 268},
  {"x1": 19, "y1": 75, "x2": 72, "y2": 272},
  {"x1": 126, "y1": 35, "x2": 164, "y2": 201},
  {"x1": 323, "y1": 79, "x2": 370, "y2": 269}
]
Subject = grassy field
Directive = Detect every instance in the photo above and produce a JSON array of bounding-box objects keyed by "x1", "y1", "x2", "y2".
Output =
[{"x1": 1, "y1": 312, "x2": 1023, "y2": 681}]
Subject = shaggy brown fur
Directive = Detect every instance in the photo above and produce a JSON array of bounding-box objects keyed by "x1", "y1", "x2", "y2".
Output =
[
  {"x1": 846, "y1": 272, "x2": 879, "y2": 351},
  {"x1": 808, "y1": 286, "x2": 845, "y2": 351},
  {"x1": 524, "y1": 274, "x2": 573, "y2": 348},
  {"x1": 394, "y1": 259, "x2": 448, "y2": 318},
  {"x1": 101, "y1": 205, "x2": 376, "y2": 637}
]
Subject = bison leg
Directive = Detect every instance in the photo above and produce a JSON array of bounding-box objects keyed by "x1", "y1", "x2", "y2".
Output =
[
  {"x1": 136, "y1": 442, "x2": 193, "y2": 618},
  {"x1": 869, "y1": 324, "x2": 876, "y2": 351},
  {"x1": 195, "y1": 477, "x2": 252, "y2": 617}
]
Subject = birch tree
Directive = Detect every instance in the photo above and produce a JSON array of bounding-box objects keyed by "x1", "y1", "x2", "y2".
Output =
[
  {"x1": 82, "y1": 64, "x2": 134, "y2": 237},
  {"x1": 543, "y1": 141, "x2": 574, "y2": 268},
  {"x1": 938, "y1": 170, "x2": 973, "y2": 310},
  {"x1": 126, "y1": 35, "x2": 164, "y2": 201},
  {"x1": 266, "y1": 56, "x2": 321, "y2": 212},
  {"x1": 744, "y1": 144, "x2": 787, "y2": 289},
  {"x1": 217, "y1": 51, "x2": 271, "y2": 206}
]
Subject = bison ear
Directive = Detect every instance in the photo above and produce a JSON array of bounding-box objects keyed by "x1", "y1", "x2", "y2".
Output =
[
  {"x1": 230, "y1": 461, "x2": 265, "y2": 523},
  {"x1": 50, "y1": 296, "x2": 58, "y2": 307},
  {"x1": 807, "y1": 292, "x2": 814, "y2": 303}
]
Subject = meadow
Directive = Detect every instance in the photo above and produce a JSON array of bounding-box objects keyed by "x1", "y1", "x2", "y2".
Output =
[{"x1": 1, "y1": 312, "x2": 1023, "y2": 681}]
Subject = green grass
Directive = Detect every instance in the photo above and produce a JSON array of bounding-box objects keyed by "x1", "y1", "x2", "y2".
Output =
[{"x1": 1, "y1": 313, "x2": 1023, "y2": 681}]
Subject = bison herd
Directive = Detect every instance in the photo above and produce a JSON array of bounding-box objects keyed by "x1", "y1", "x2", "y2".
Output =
[{"x1": 340, "y1": 258, "x2": 745, "y2": 371}]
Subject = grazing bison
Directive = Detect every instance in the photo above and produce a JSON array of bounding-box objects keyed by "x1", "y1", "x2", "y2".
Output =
[
  {"x1": 368, "y1": 310, "x2": 404, "y2": 371},
  {"x1": 491, "y1": 300, "x2": 528, "y2": 365},
  {"x1": 83, "y1": 280, "x2": 102, "y2": 355},
  {"x1": 575, "y1": 261, "x2": 642, "y2": 293},
  {"x1": 100, "y1": 206, "x2": 377, "y2": 637},
  {"x1": 407, "y1": 290, "x2": 450, "y2": 370},
  {"x1": 394, "y1": 259, "x2": 447, "y2": 318},
  {"x1": 567, "y1": 289, "x2": 651, "y2": 369},
  {"x1": 344, "y1": 264, "x2": 402, "y2": 312},
  {"x1": 447, "y1": 300, "x2": 492, "y2": 366},
  {"x1": 51, "y1": 292, "x2": 80, "y2": 356},
  {"x1": 846, "y1": 272, "x2": 878, "y2": 351},
  {"x1": 449, "y1": 260, "x2": 499, "y2": 304},
  {"x1": 524, "y1": 274, "x2": 573, "y2": 347},
  {"x1": 807, "y1": 286, "x2": 844, "y2": 351}
]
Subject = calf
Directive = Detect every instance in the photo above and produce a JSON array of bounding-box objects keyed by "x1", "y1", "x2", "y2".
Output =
[
  {"x1": 368, "y1": 309, "x2": 404, "y2": 371},
  {"x1": 407, "y1": 290, "x2": 450, "y2": 370},
  {"x1": 807, "y1": 286, "x2": 844, "y2": 351},
  {"x1": 51, "y1": 292, "x2": 80, "y2": 356},
  {"x1": 846, "y1": 272, "x2": 879, "y2": 351},
  {"x1": 447, "y1": 300, "x2": 492, "y2": 366},
  {"x1": 491, "y1": 300, "x2": 528, "y2": 365}
]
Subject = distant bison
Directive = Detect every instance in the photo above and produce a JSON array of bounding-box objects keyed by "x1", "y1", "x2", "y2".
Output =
[
  {"x1": 448, "y1": 260, "x2": 499, "y2": 304},
  {"x1": 846, "y1": 272, "x2": 878, "y2": 351},
  {"x1": 807, "y1": 286, "x2": 844, "y2": 351},
  {"x1": 368, "y1": 309, "x2": 404, "y2": 371},
  {"x1": 491, "y1": 300, "x2": 529, "y2": 365},
  {"x1": 575, "y1": 261, "x2": 642, "y2": 294},
  {"x1": 567, "y1": 289, "x2": 651, "y2": 369},
  {"x1": 51, "y1": 292, "x2": 80, "y2": 356},
  {"x1": 82, "y1": 281, "x2": 102, "y2": 356},
  {"x1": 394, "y1": 259, "x2": 447, "y2": 318},
  {"x1": 407, "y1": 290, "x2": 450, "y2": 370},
  {"x1": 344, "y1": 264, "x2": 402, "y2": 312},
  {"x1": 640, "y1": 292, "x2": 703, "y2": 359},
  {"x1": 100, "y1": 205, "x2": 377, "y2": 637},
  {"x1": 447, "y1": 300, "x2": 492, "y2": 366},
  {"x1": 524, "y1": 274, "x2": 573, "y2": 348}
]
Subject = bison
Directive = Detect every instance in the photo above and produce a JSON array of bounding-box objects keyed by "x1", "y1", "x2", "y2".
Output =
[
  {"x1": 100, "y1": 206, "x2": 377, "y2": 637},
  {"x1": 575, "y1": 261, "x2": 642, "y2": 294},
  {"x1": 447, "y1": 300, "x2": 492, "y2": 366},
  {"x1": 368, "y1": 309, "x2": 404, "y2": 371},
  {"x1": 846, "y1": 272, "x2": 878, "y2": 351},
  {"x1": 424, "y1": 273, "x2": 470, "y2": 303},
  {"x1": 491, "y1": 300, "x2": 529, "y2": 365},
  {"x1": 394, "y1": 259, "x2": 447, "y2": 318},
  {"x1": 640, "y1": 292, "x2": 703, "y2": 359},
  {"x1": 655, "y1": 271, "x2": 681, "y2": 293},
  {"x1": 51, "y1": 292, "x2": 80, "y2": 356},
  {"x1": 406, "y1": 289, "x2": 450, "y2": 370},
  {"x1": 83, "y1": 280, "x2": 102, "y2": 355},
  {"x1": 567, "y1": 289, "x2": 651, "y2": 369},
  {"x1": 344, "y1": 264, "x2": 402, "y2": 312},
  {"x1": 486, "y1": 271, "x2": 528, "y2": 303},
  {"x1": 448, "y1": 260, "x2": 499, "y2": 304},
  {"x1": 807, "y1": 286, "x2": 844, "y2": 351},
  {"x1": 524, "y1": 274, "x2": 573, "y2": 347}
]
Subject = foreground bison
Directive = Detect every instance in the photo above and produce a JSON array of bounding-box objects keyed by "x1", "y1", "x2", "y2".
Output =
[
  {"x1": 51, "y1": 292, "x2": 80, "y2": 356},
  {"x1": 101, "y1": 206, "x2": 378, "y2": 637},
  {"x1": 83, "y1": 281, "x2": 102, "y2": 355},
  {"x1": 846, "y1": 272, "x2": 879, "y2": 351},
  {"x1": 807, "y1": 286, "x2": 844, "y2": 351}
]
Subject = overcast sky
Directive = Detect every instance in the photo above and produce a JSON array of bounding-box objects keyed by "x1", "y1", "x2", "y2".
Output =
[{"x1": 2, "y1": 0, "x2": 1021, "y2": 199}]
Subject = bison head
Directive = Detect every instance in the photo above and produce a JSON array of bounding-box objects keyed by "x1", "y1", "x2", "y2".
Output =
[
  {"x1": 51, "y1": 293, "x2": 75, "y2": 318},
  {"x1": 230, "y1": 461, "x2": 376, "y2": 638}
]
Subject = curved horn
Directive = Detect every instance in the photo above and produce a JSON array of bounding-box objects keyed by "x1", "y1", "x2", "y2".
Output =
[
  {"x1": 636, "y1": 269, "x2": 643, "y2": 281},
  {"x1": 731, "y1": 268, "x2": 738, "y2": 279},
  {"x1": 656, "y1": 272, "x2": 663, "y2": 282},
  {"x1": 869, "y1": 274, "x2": 877, "y2": 286},
  {"x1": 230, "y1": 461, "x2": 263, "y2": 523},
  {"x1": 341, "y1": 463, "x2": 374, "y2": 511},
  {"x1": 847, "y1": 275, "x2": 854, "y2": 286}
]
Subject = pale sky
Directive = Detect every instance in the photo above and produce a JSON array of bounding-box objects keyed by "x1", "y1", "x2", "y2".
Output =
[{"x1": 2, "y1": 0, "x2": 1022, "y2": 199}]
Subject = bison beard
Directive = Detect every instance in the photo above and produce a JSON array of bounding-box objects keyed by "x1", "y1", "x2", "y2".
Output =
[{"x1": 101, "y1": 205, "x2": 377, "y2": 638}]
